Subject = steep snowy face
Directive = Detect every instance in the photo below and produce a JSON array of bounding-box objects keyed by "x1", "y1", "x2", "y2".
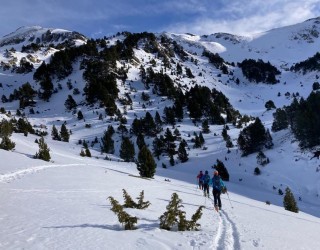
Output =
[{"x1": 168, "y1": 16, "x2": 320, "y2": 67}]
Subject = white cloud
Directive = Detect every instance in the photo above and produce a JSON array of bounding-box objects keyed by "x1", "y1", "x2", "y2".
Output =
[
  {"x1": 0, "y1": 0, "x2": 320, "y2": 37},
  {"x1": 165, "y1": 0, "x2": 320, "y2": 35}
]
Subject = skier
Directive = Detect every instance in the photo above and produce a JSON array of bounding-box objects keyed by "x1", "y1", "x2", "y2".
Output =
[
  {"x1": 202, "y1": 170, "x2": 211, "y2": 197},
  {"x1": 212, "y1": 170, "x2": 226, "y2": 211},
  {"x1": 196, "y1": 170, "x2": 204, "y2": 190}
]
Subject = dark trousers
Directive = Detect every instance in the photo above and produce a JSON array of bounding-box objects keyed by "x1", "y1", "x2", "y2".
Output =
[
  {"x1": 203, "y1": 183, "x2": 209, "y2": 195},
  {"x1": 212, "y1": 189, "x2": 222, "y2": 208}
]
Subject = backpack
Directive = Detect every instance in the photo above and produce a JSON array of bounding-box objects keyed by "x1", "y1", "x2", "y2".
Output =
[
  {"x1": 203, "y1": 174, "x2": 210, "y2": 185},
  {"x1": 213, "y1": 176, "x2": 222, "y2": 190}
]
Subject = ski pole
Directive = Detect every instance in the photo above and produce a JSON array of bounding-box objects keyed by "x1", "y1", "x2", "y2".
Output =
[{"x1": 226, "y1": 192, "x2": 233, "y2": 209}]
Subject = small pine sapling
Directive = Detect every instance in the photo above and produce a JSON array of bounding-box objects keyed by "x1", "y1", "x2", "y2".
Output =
[
  {"x1": 187, "y1": 205, "x2": 205, "y2": 231},
  {"x1": 80, "y1": 149, "x2": 85, "y2": 157},
  {"x1": 122, "y1": 189, "x2": 138, "y2": 208},
  {"x1": 34, "y1": 137, "x2": 51, "y2": 161},
  {"x1": 159, "y1": 193, "x2": 184, "y2": 231},
  {"x1": 136, "y1": 190, "x2": 151, "y2": 209},
  {"x1": 177, "y1": 205, "x2": 204, "y2": 231},
  {"x1": 108, "y1": 196, "x2": 138, "y2": 230},
  {"x1": 85, "y1": 148, "x2": 91, "y2": 157},
  {"x1": 160, "y1": 193, "x2": 204, "y2": 231},
  {"x1": 122, "y1": 189, "x2": 151, "y2": 209},
  {"x1": 177, "y1": 210, "x2": 188, "y2": 231}
]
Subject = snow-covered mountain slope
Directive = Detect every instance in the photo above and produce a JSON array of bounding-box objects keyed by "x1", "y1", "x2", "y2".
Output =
[
  {"x1": 0, "y1": 26, "x2": 86, "y2": 48},
  {"x1": 1, "y1": 134, "x2": 320, "y2": 250},
  {"x1": 171, "y1": 17, "x2": 320, "y2": 66},
  {"x1": 1, "y1": 18, "x2": 320, "y2": 249}
]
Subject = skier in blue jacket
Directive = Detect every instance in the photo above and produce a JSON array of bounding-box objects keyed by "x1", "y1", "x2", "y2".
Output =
[
  {"x1": 202, "y1": 170, "x2": 211, "y2": 197},
  {"x1": 212, "y1": 170, "x2": 225, "y2": 210}
]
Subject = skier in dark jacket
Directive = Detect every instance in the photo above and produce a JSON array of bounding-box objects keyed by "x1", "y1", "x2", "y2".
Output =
[
  {"x1": 197, "y1": 170, "x2": 204, "y2": 190},
  {"x1": 212, "y1": 170, "x2": 225, "y2": 210},
  {"x1": 202, "y1": 170, "x2": 211, "y2": 197}
]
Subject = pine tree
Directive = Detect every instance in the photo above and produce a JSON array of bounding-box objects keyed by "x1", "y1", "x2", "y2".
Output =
[
  {"x1": 164, "y1": 128, "x2": 176, "y2": 156},
  {"x1": 60, "y1": 124, "x2": 70, "y2": 142},
  {"x1": 136, "y1": 190, "x2": 151, "y2": 209},
  {"x1": 64, "y1": 95, "x2": 77, "y2": 110},
  {"x1": 213, "y1": 159, "x2": 229, "y2": 181},
  {"x1": 176, "y1": 63, "x2": 182, "y2": 75},
  {"x1": 80, "y1": 149, "x2": 86, "y2": 157},
  {"x1": 159, "y1": 192, "x2": 204, "y2": 231},
  {"x1": 18, "y1": 82, "x2": 36, "y2": 108},
  {"x1": 120, "y1": 137, "x2": 135, "y2": 162},
  {"x1": 163, "y1": 107, "x2": 176, "y2": 125},
  {"x1": 108, "y1": 196, "x2": 138, "y2": 230},
  {"x1": 51, "y1": 125, "x2": 61, "y2": 141},
  {"x1": 0, "y1": 119, "x2": 15, "y2": 150},
  {"x1": 159, "y1": 193, "x2": 183, "y2": 230},
  {"x1": 85, "y1": 148, "x2": 91, "y2": 157},
  {"x1": 177, "y1": 141, "x2": 188, "y2": 162},
  {"x1": 222, "y1": 127, "x2": 229, "y2": 141},
  {"x1": 0, "y1": 119, "x2": 13, "y2": 138},
  {"x1": 144, "y1": 112, "x2": 156, "y2": 136},
  {"x1": 39, "y1": 76, "x2": 53, "y2": 101},
  {"x1": 193, "y1": 134, "x2": 201, "y2": 149},
  {"x1": 178, "y1": 205, "x2": 204, "y2": 231},
  {"x1": 0, "y1": 136, "x2": 15, "y2": 150},
  {"x1": 283, "y1": 187, "x2": 299, "y2": 213},
  {"x1": 226, "y1": 138, "x2": 234, "y2": 148},
  {"x1": 199, "y1": 131, "x2": 205, "y2": 146},
  {"x1": 154, "y1": 111, "x2": 163, "y2": 133},
  {"x1": 136, "y1": 133, "x2": 146, "y2": 150},
  {"x1": 237, "y1": 117, "x2": 271, "y2": 156},
  {"x1": 202, "y1": 119, "x2": 210, "y2": 133},
  {"x1": 153, "y1": 135, "x2": 165, "y2": 158},
  {"x1": 173, "y1": 128, "x2": 181, "y2": 139},
  {"x1": 35, "y1": 137, "x2": 51, "y2": 161},
  {"x1": 137, "y1": 146, "x2": 156, "y2": 178},
  {"x1": 122, "y1": 189, "x2": 137, "y2": 208},
  {"x1": 265, "y1": 100, "x2": 276, "y2": 110},
  {"x1": 173, "y1": 100, "x2": 184, "y2": 121},
  {"x1": 15, "y1": 118, "x2": 34, "y2": 135},
  {"x1": 77, "y1": 110, "x2": 84, "y2": 120},
  {"x1": 131, "y1": 118, "x2": 143, "y2": 135},
  {"x1": 256, "y1": 151, "x2": 269, "y2": 166},
  {"x1": 264, "y1": 129, "x2": 273, "y2": 149},
  {"x1": 169, "y1": 155, "x2": 175, "y2": 166},
  {"x1": 101, "y1": 130, "x2": 114, "y2": 154},
  {"x1": 272, "y1": 108, "x2": 289, "y2": 132},
  {"x1": 186, "y1": 206, "x2": 205, "y2": 231}
]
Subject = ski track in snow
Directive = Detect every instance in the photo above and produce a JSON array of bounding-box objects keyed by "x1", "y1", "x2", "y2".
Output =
[
  {"x1": 0, "y1": 163, "x2": 86, "y2": 183},
  {"x1": 209, "y1": 197, "x2": 241, "y2": 250}
]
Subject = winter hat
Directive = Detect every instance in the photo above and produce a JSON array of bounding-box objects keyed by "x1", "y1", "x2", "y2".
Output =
[
  {"x1": 205, "y1": 170, "x2": 208, "y2": 174},
  {"x1": 214, "y1": 170, "x2": 219, "y2": 175}
]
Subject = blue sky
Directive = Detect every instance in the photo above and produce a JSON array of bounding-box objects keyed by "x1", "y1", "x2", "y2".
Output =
[{"x1": 1, "y1": 0, "x2": 320, "y2": 38}]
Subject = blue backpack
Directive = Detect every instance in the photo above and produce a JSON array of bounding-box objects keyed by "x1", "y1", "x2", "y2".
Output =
[
  {"x1": 203, "y1": 174, "x2": 210, "y2": 185},
  {"x1": 213, "y1": 176, "x2": 222, "y2": 190}
]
